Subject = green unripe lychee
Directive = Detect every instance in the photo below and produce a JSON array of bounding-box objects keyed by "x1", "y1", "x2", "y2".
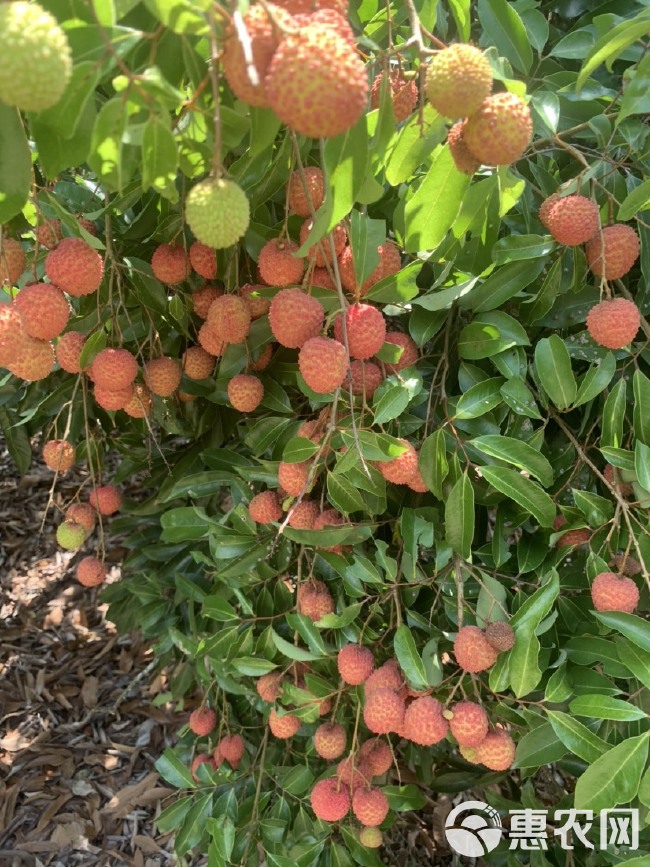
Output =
[
  {"x1": 185, "y1": 178, "x2": 250, "y2": 249},
  {"x1": 0, "y1": 2, "x2": 72, "y2": 112},
  {"x1": 56, "y1": 520, "x2": 86, "y2": 550},
  {"x1": 359, "y1": 827, "x2": 383, "y2": 848}
]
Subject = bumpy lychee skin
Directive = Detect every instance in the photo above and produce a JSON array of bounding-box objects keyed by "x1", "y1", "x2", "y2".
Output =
[
  {"x1": 364, "y1": 659, "x2": 403, "y2": 694},
  {"x1": 182, "y1": 346, "x2": 215, "y2": 381},
  {"x1": 56, "y1": 520, "x2": 86, "y2": 550},
  {"x1": 43, "y1": 439, "x2": 75, "y2": 472},
  {"x1": 591, "y1": 571, "x2": 639, "y2": 614},
  {"x1": 297, "y1": 580, "x2": 334, "y2": 621},
  {"x1": 586, "y1": 298, "x2": 640, "y2": 349},
  {"x1": 94, "y1": 384, "x2": 133, "y2": 412},
  {"x1": 371, "y1": 69, "x2": 418, "y2": 122},
  {"x1": 546, "y1": 195, "x2": 600, "y2": 246},
  {"x1": 454, "y1": 626, "x2": 499, "y2": 673},
  {"x1": 278, "y1": 459, "x2": 312, "y2": 496},
  {"x1": 240, "y1": 283, "x2": 270, "y2": 319},
  {"x1": 448, "y1": 120, "x2": 481, "y2": 175},
  {"x1": 91, "y1": 348, "x2": 138, "y2": 391},
  {"x1": 0, "y1": 306, "x2": 24, "y2": 367},
  {"x1": 425, "y1": 44, "x2": 492, "y2": 119},
  {"x1": 45, "y1": 238, "x2": 104, "y2": 297},
  {"x1": 269, "y1": 709, "x2": 301, "y2": 739},
  {"x1": 310, "y1": 778, "x2": 350, "y2": 822},
  {"x1": 0, "y1": 238, "x2": 26, "y2": 285},
  {"x1": 352, "y1": 787, "x2": 389, "y2": 827},
  {"x1": 299, "y1": 336, "x2": 348, "y2": 394},
  {"x1": 186, "y1": 178, "x2": 250, "y2": 249},
  {"x1": 585, "y1": 225, "x2": 640, "y2": 280},
  {"x1": 249, "y1": 491, "x2": 282, "y2": 524},
  {"x1": 288, "y1": 499, "x2": 320, "y2": 529},
  {"x1": 189, "y1": 241, "x2": 217, "y2": 280},
  {"x1": 553, "y1": 514, "x2": 591, "y2": 548},
  {"x1": 56, "y1": 332, "x2": 86, "y2": 374},
  {"x1": 359, "y1": 738, "x2": 393, "y2": 777},
  {"x1": 378, "y1": 439, "x2": 418, "y2": 485},
  {"x1": 191, "y1": 753, "x2": 214, "y2": 781},
  {"x1": 259, "y1": 239, "x2": 305, "y2": 286},
  {"x1": 151, "y1": 244, "x2": 191, "y2": 285},
  {"x1": 403, "y1": 697, "x2": 448, "y2": 746},
  {"x1": 382, "y1": 331, "x2": 418, "y2": 374},
  {"x1": 348, "y1": 360, "x2": 383, "y2": 398},
  {"x1": 407, "y1": 465, "x2": 428, "y2": 493},
  {"x1": 144, "y1": 357, "x2": 182, "y2": 397},
  {"x1": 484, "y1": 621, "x2": 516, "y2": 652},
  {"x1": 66, "y1": 503, "x2": 96, "y2": 535},
  {"x1": 539, "y1": 193, "x2": 561, "y2": 229},
  {"x1": 256, "y1": 671, "x2": 283, "y2": 702},
  {"x1": 218, "y1": 734, "x2": 245, "y2": 768},
  {"x1": 265, "y1": 25, "x2": 368, "y2": 139},
  {"x1": 14, "y1": 284, "x2": 70, "y2": 340},
  {"x1": 603, "y1": 463, "x2": 634, "y2": 497},
  {"x1": 76, "y1": 556, "x2": 107, "y2": 588},
  {"x1": 334, "y1": 304, "x2": 386, "y2": 361},
  {"x1": 359, "y1": 827, "x2": 383, "y2": 848},
  {"x1": 269, "y1": 288, "x2": 324, "y2": 348},
  {"x1": 288, "y1": 167, "x2": 325, "y2": 217},
  {"x1": 89, "y1": 484, "x2": 122, "y2": 516},
  {"x1": 192, "y1": 284, "x2": 223, "y2": 319},
  {"x1": 314, "y1": 723, "x2": 347, "y2": 760},
  {"x1": 207, "y1": 294, "x2": 251, "y2": 344},
  {"x1": 364, "y1": 689, "x2": 405, "y2": 735},
  {"x1": 189, "y1": 706, "x2": 217, "y2": 736},
  {"x1": 475, "y1": 730, "x2": 516, "y2": 771},
  {"x1": 0, "y1": 1, "x2": 72, "y2": 112},
  {"x1": 36, "y1": 219, "x2": 62, "y2": 250},
  {"x1": 464, "y1": 93, "x2": 533, "y2": 166},
  {"x1": 77, "y1": 217, "x2": 97, "y2": 236},
  {"x1": 198, "y1": 323, "x2": 227, "y2": 357},
  {"x1": 228, "y1": 374, "x2": 264, "y2": 412},
  {"x1": 338, "y1": 645, "x2": 375, "y2": 685},
  {"x1": 8, "y1": 336, "x2": 55, "y2": 381},
  {"x1": 300, "y1": 220, "x2": 346, "y2": 268},
  {"x1": 338, "y1": 243, "x2": 401, "y2": 297},
  {"x1": 294, "y1": 7, "x2": 355, "y2": 47},
  {"x1": 447, "y1": 701, "x2": 489, "y2": 747}
]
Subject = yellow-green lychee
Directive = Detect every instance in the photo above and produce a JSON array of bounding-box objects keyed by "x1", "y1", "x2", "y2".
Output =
[
  {"x1": 425, "y1": 44, "x2": 492, "y2": 119},
  {"x1": 185, "y1": 178, "x2": 250, "y2": 249},
  {"x1": 56, "y1": 520, "x2": 86, "y2": 550}
]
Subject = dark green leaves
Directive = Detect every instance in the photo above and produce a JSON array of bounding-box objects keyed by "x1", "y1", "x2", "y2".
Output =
[
  {"x1": 0, "y1": 104, "x2": 31, "y2": 222},
  {"x1": 478, "y1": 0, "x2": 533, "y2": 73},
  {"x1": 480, "y1": 466, "x2": 556, "y2": 527},
  {"x1": 445, "y1": 473, "x2": 474, "y2": 559},
  {"x1": 574, "y1": 734, "x2": 649, "y2": 811},
  {"x1": 534, "y1": 335, "x2": 576, "y2": 410}
]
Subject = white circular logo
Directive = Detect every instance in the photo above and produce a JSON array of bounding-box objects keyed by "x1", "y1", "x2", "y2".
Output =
[{"x1": 445, "y1": 800, "x2": 503, "y2": 857}]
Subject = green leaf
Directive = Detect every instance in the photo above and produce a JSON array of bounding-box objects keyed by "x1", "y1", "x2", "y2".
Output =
[
  {"x1": 372, "y1": 384, "x2": 411, "y2": 425},
  {"x1": 0, "y1": 409, "x2": 31, "y2": 475},
  {"x1": 569, "y1": 695, "x2": 646, "y2": 722},
  {"x1": 419, "y1": 429, "x2": 448, "y2": 499},
  {"x1": 573, "y1": 352, "x2": 616, "y2": 407},
  {"x1": 455, "y1": 378, "x2": 504, "y2": 418},
  {"x1": 384, "y1": 785, "x2": 426, "y2": 811},
  {"x1": 492, "y1": 235, "x2": 555, "y2": 264},
  {"x1": 78, "y1": 330, "x2": 107, "y2": 370},
  {"x1": 35, "y1": 62, "x2": 100, "y2": 139},
  {"x1": 602, "y1": 378, "x2": 626, "y2": 448},
  {"x1": 547, "y1": 710, "x2": 609, "y2": 763},
  {"x1": 175, "y1": 793, "x2": 213, "y2": 855},
  {"x1": 348, "y1": 211, "x2": 383, "y2": 287},
  {"x1": 88, "y1": 98, "x2": 127, "y2": 190},
  {"x1": 322, "y1": 115, "x2": 369, "y2": 231},
  {"x1": 282, "y1": 437, "x2": 320, "y2": 463},
  {"x1": 480, "y1": 466, "x2": 556, "y2": 527},
  {"x1": 534, "y1": 335, "x2": 576, "y2": 410},
  {"x1": 445, "y1": 472, "x2": 474, "y2": 560},
  {"x1": 155, "y1": 748, "x2": 196, "y2": 789},
  {"x1": 616, "y1": 638, "x2": 650, "y2": 690},
  {"x1": 394, "y1": 625, "x2": 429, "y2": 690},
  {"x1": 272, "y1": 629, "x2": 323, "y2": 661},
  {"x1": 0, "y1": 104, "x2": 31, "y2": 222},
  {"x1": 635, "y1": 440, "x2": 650, "y2": 492},
  {"x1": 472, "y1": 436, "x2": 553, "y2": 487},
  {"x1": 593, "y1": 611, "x2": 650, "y2": 654},
  {"x1": 327, "y1": 471, "x2": 365, "y2": 513},
  {"x1": 633, "y1": 371, "x2": 650, "y2": 446},
  {"x1": 514, "y1": 723, "x2": 567, "y2": 768},
  {"x1": 203, "y1": 596, "x2": 239, "y2": 622},
  {"x1": 478, "y1": 0, "x2": 533, "y2": 73},
  {"x1": 577, "y1": 10, "x2": 650, "y2": 91},
  {"x1": 574, "y1": 734, "x2": 649, "y2": 812},
  {"x1": 618, "y1": 179, "x2": 650, "y2": 221},
  {"x1": 501, "y1": 376, "x2": 542, "y2": 419},
  {"x1": 142, "y1": 115, "x2": 179, "y2": 200},
  {"x1": 156, "y1": 796, "x2": 195, "y2": 833},
  {"x1": 459, "y1": 258, "x2": 547, "y2": 313},
  {"x1": 508, "y1": 573, "x2": 559, "y2": 697}
]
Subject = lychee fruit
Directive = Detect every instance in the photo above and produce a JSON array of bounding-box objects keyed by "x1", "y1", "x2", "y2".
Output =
[
  {"x1": 265, "y1": 25, "x2": 368, "y2": 139},
  {"x1": 56, "y1": 520, "x2": 86, "y2": 550},
  {"x1": 553, "y1": 514, "x2": 591, "y2": 548},
  {"x1": 484, "y1": 621, "x2": 515, "y2": 652},
  {"x1": 45, "y1": 238, "x2": 104, "y2": 296},
  {"x1": 76, "y1": 556, "x2": 107, "y2": 587},
  {"x1": 475, "y1": 729, "x2": 516, "y2": 771},
  {"x1": 240, "y1": 283, "x2": 270, "y2": 319},
  {"x1": 348, "y1": 360, "x2": 383, "y2": 398},
  {"x1": 278, "y1": 459, "x2": 312, "y2": 496},
  {"x1": 207, "y1": 294, "x2": 251, "y2": 344},
  {"x1": 603, "y1": 464, "x2": 633, "y2": 497},
  {"x1": 8, "y1": 337, "x2": 55, "y2": 381},
  {"x1": 77, "y1": 217, "x2": 97, "y2": 236},
  {"x1": 228, "y1": 374, "x2": 264, "y2": 412},
  {"x1": 446, "y1": 701, "x2": 489, "y2": 747},
  {"x1": 182, "y1": 346, "x2": 215, "y2": 381},
  {"x1": 299, "y1": 336, "x2": 348, "y2": 393},
  {"x1": 0, "y1": 0, "x2": 72, "y2": 112},
  {"x1": 545, "y1": 195, "x2": 600, "y2": 246},
  {"x1": 382, "y1": 331, "x2": 418, "y2": 374},
  {"x1": 151, "y1": 243, "x2": 191, "y2": 285},
  {"x1": 313, "y1": 508, "x2": 346, "y2": 553},
  {"x1": 363, "y1": 689, "x2": 406, "y2": 735},
  {"x1": 314, "y1": 723, "x2": 347, "y2": 759},
  {"x1": 0, "y1": 238, "x2": 26, "y2": 285},
  {"x1": 36, "y1": 219, "x2": 62, "y2": 250},
  {"x1": 371, "y1": 69, "x2": 418, "y2": 122},
  {"x1": 293, "y1": 7, "x2": 355, "y2": 47},
  {"x1": 94, "y1": 384, "x2": 133, "y2": 412},
  {"x1": 249, "y1": 491, "x2": 282, "y2": 524},
  {"x1": 610, "y1": 552, "x2": 642, "y2": 576},
  {"x1": 269, "y1": 708, "x2": 301, "y2": 739},
  {"x1": 364, "y1": 659, "x2": 402, "y2": 694},
  {"x1": 0, "y1": 306, "x2": 26, "y2": 368},
  {"x1": 337, "y1": 756, "x2": 372, "y2": 792},
  {"x1": 144, "y1": 357, "x2": 182, "y2": 397},
  {"x1": 299, "y1": 220, "x2": 346, "y2": 268},
  {"x1": 14, "y1": 284, "x2": 70, "y2": 340},
  {"x1": 338, "y1": 645, "x2": 374, "y2": 685},
  {"x1": 191, "y1": 753, "x2": 214, "y2": 781},
  {"x1": 377, "y1": 439, "x2": 418, "y2": 485},
  {"x1": 402, "y1": 696, "x2": 448, "y2": 746},
  {"x1": 338, "y1": 243, "x2": 401, "y2": 297},
  {"x1": 192, "y1": 283, "x2": 223, "y2": 319},
  {"x1": 585, "y1": 225, "x2": 640, "y2": 280},
  {"x1": 297, "y1": 580, "x2": 334, "y2": 621},
  {"x1": 91, "y1": 348, "x2": 138, "y2": 391},
  {"x1": 218, "y1": 734, "x2": 245, "y2": 768},
  {"x1": 453, "y1": 625, "x2": 499, "y2": 672},
  {"x1": 259, "y1": 239, "x2": 305, "y2": 286},
  {"x1": 352, "y1": 787, "x2": 389, "y2": 827},
  {"x1": 189, "y1": 706, "x2": 217, "y2": 735},
  {"x1": 311, "y1": 267, "x2": 337, "y2": 290},
  {"x1": 464, "y1": 93, "x2": 533, "y2": 166},
  {"x1": 256, "y1": 671, "x2": 283, "y2": 702},
  {"x1": 358, "y1": 738, "x2": 392, "y2": 777},
  {"x1": 66, "y1": 503, "x2": 96, "y2": 534},
  {"x1": 198, "y1": 322, "x2": 227, "y2": 356},
  {"x1": 288, "y1": 499, "x2": 320, "y2": 529},
  {"x1": 407, "y1": 465, "x2": 428, "y2": 493},
  {"x1": 249, "y1": 343, "x2": 273, "y2": 372},
  {"x1": 586, "y1": 298, "x2": 640, "y2": 349},
  {"x1": 43, "y1": 439, "x2": 75, "y2": 471},
  {"x1": 448, "y1": 120, "x2": 481, "y2": 175},
  {"x1": 269, "y1": 288, "x2": 324, "y2": 348},
  {"x1": 310, "y1": 778, "x2": 350, "y2": 822},
  {"x1": 288, "y1": 166, "x2": 325, "y2": 217},
  {"x1": 56, "y1": 331, "x2": 86, "y2": 373},
  {"x1": 539, "y1": 193, "x2": 561, "y2": 229},
  {"x1": 359, "y1": 827, "x2": 383, "y2": 848},
  {"x1": 425, "y1": 44, "x2": 492, "y2": 119},
  {"x1": 189, "y1": 241, "x2": 217, "y2": 280},
  {"x1": 334, "y1": 303, "x2": 386, "y2": 360},
  {"x1": 591, "y1": 571, "x2": 639, "y2": 613},
  {"x1": 186, "y1": 178, "x2": 250, "y2": 249},
  {"x1": 89, "y1": 484, "x2": 122, "y2": 516}
]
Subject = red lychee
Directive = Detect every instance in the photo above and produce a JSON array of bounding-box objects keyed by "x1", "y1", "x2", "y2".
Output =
[
  {"x1": 45, "y1": 238, "x2": 104, "y2": 296},
  {"x1": 124, "y1": 384, "x2": 151, "y2": 418},
  {"x1": 407, "y1": 465, "x2": 428, "y2": 493},
  {"x1": 249, "y1": 490, "x2": 282, "y2": 524},
  {"x1": 358, "y1": 738, "x2": 392, "y2": 777},
  {"x1": 256, "y1": 671, "x2": 283, "y2": 702},
  {"x1": 448, "y1": 120, "x2": 481, "y2": 175},
  {"x1": 364, "y1": 659, "x2": 403, "y2": 694},
  {"x1": 56, "y1": 331, "x2": 86, "y2": 373},
  {"x1": 259, "y1": 238, "x2": 305, "y2": 286},
  {"x1": 382, "y1": 331, "x2": 418, "y2": 374},
  {"x1": 553, "y1": 514, "x2": 591, "y2": 548},
  {"x1": 76, "y1": 556, "x2": 107, "y2": 587},
  {"x1": 297, "y1": 580, "x2": 334, "y2": 621},
  {"x1": 66, "y1": 503, "x2": 96, "y2": 534},
  {"x1": 228, "y1": 374, "x2": 264, "y2": 412},
  {"x1": 484, "y1": 621, "x2": 515, "y2": 652},
  {"x1": 36, "y1": 219, "x2": 62, "y2": 249},
  {"x1": 475, "y1": 729, "x2": 516, "y2": 771},
  {"x1": 249, "y1": 343, "x2": 273, "y2": 371},
  {"x1": 334, "y1": 303, "x2": 386, "y2": 360},
  {"x1": 278, "y1": 459, "x2": 312, "y2": 496},
  {"x1": 545, "y1": 195, "x2": 600, "y2": 246},
  {"x1": 453, "y1": 626, "x2": 499, "y2": 673},
  {"x1": 91, "y1": 348, "x2": 138, "y2": 391},
  {"x1": 447, "y1": 701, "x2": 489, "y2": 747},
  {"x1": 314, "y1": 723, "x2": 347, "y2": 759},
  {"x1": 611, "y1": 552, "x2": 642, "y2": 576},
  {"x1": 8, "y1": 334, "x2": 56, "y2": 381},
  {"x1": 299, "y1": 336, "x2": 348, "y2": 393},
  {"x1": 89, "y1": 484, "x2": 122, "y2": 516},
  {"x1": 218, "y1": 734, "x2": 245, "y2": 768},
  {"x1": 192, "y1": 283, "x2": 223, "y2": 319},
  {"x1": 403, "y1": 696, "x2": 448, "y2": 746},
  {"x1": 313, "y1": 508, "x2": 345, "y2": 553},
  {"x1": 240, "y1": 283, "x2": 270, "y2": 319},
  {"x1": 0, "y1": 306, "x2": 25, "y2": 367},
  {"x1": 189, "y1": 706, "x2": 217, "y2": 736},
  {"x1": 0, "y1": 238, "x2": 26, "y2": 285},
  {"x1": 269, "y1": 288, "x2": 324, "y2": 349},
  {"x1": 310, "y1": 778, "x2": 350, "y2": 822},
  {"x1": 144, "y1": 357, "x2": 182, "y2": 397},
  {"x1": 464, "y1": 93, "x2": 533, "y2": 166},
  {"x1": 151, "y1": 243, "x2": 191, "y2": 284},
  {"x1": 207, "y1": 294, "x2": 251, "y2": 344},
  {"x1": 198, "y1": 322, "x2": 227, "y2": 356},
  {"x1": 371, "y1": 69, "x2": 418, "y2": 122},
  {"x1": 364, "y1": 689, "x2": 405, "y2": 735},
  {"x1": 288, "y1": 166, "x2": 325, "y2": 217},
  {"x1": 348, "y1": 360, "x2": 383, "y2": 398},
  {"x1": 77, "y1": 217, "x2": 97, "y2": 236},
  {"x1": 586, "y1": 298, "x2": 640, "y2": 349},
  {"x1": 43, "y1": 439, "x2": 75, "y2": 471},
  {"x1": 182, "y1": 346, "x2": 215, "y2": 381},
  {"x1": 539, "y1": 193, "x2": 561, "y2": 229},
  {"x1": 603, "y1": 463, "x2": 633, "y2": 496},
  {"x1": 189, "y1": 241, "x2": 217, "y2": 280},
  {"x1": 311, "y1": 266, "x2": 337, "y2": 290},
  {"x1": 338, "y1": 645, "x2": 374, "y2": 685},
  {"x1": 293, "y1": 8, "x2": 355, "y2": 48},
  {"x1": 288, "y1": 499, "x2": 320, "y2": 529},
  {"x1": 352, "y1": 787, "x2": 389, "y2": 827},
  {"x1": 377, "y1": 439, "x2": 418, "y2": 485},
  {"x1": 191, "y1": 753, "x2": 214, "y2": 781},
  {"x1": 299, "y1": 220, "x2": 346, "y2": 267},
  {"x1": 585, "y1": 225, "x2": 640, "y2": 280},
  {"x1": 591, "y1": 571, "x2": 639, "y2": 613},
  {"x1": 338, "y1": 243, "x2": 401, "y2": 297},
  {"x1": 269, "y1": 709, "x2": 301, "y2": 739},
  {"x1": 94, "y1": 384, "x2": 134, "y2": 412}
]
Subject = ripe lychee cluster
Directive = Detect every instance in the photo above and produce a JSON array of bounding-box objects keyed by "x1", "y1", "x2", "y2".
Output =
[{"x1": 371, "y1": 69, "x2": 418, "y2": 123}]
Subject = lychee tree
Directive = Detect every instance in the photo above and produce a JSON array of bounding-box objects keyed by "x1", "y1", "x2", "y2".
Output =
[{"x1": 1, "y1": 0, "x2": 649, "y2": 864}]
